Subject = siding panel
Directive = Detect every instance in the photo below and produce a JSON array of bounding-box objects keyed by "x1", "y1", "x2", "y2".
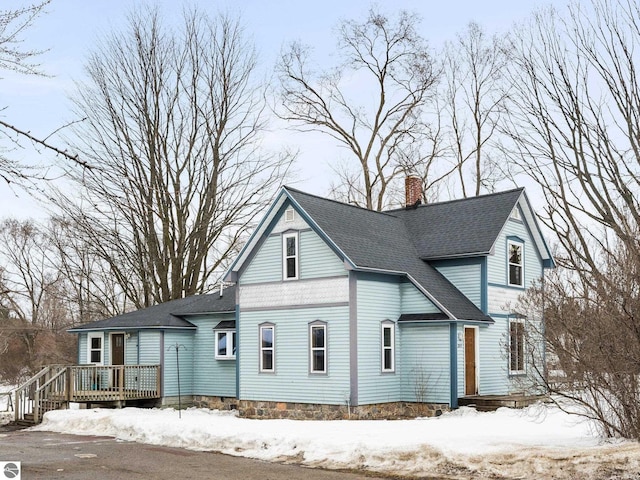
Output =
[
  {"x1": 357, "y1": 276, "x2": 402, "y2": 404},
  {"x1": 299, "y1": 230, "x2": 346, "y2": 279},
  {"x1": 190, "y1": 314, "x2": 237, "y2": 397},
  {"x1": 399, "y1": 324, "x2": 450, "y2": 404},
  {"x1": 432, "y1": 259, "x2": 482, "y2": 308},
  {"x1": 240, "y1": 235, "x2": 281, "y2": 285},
  {"x1": 163, "y1": 331, "x2": 194, "y2": 397},
  {"x1": 239, "y1": 306, "x2": 350, "y2": 404},
  {"x1": 400, "y1": 282, "x2": 440, "y2": 314}
]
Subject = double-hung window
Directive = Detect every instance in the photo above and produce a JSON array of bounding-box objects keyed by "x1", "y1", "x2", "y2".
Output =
[
  {"x1": 87, "y1": 332, "x2": 104, "y2": 365},
  {"x1": 260, "y1": 324, "x2": 275, "y2": 372},
  {"x1": 508, "y1": 241, "x2": 524, "y2": 287},
  {"x1": 215, "y1": 330, "x2": 236, "y2": 360},
  {"x1": 509, "y1": 318, "x2": 525, "y2": 374},
  {"x1": 282, "y1": 232, "x2": 299, "y2": 280},
  {"x1": 309, "y1": 322, "x2": 327, "y2": 374},
  {"x1": 381, "y1": 321, "x2": 395, "y2": 372}
]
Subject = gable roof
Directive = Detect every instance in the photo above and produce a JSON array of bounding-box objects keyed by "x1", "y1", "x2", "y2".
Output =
[
  {"x1": 282, "y1": 188, "x2": 493, "y2": 322},
  {"x1": 68, "y1": 286, "x2": 236, "y2": 332},
  {"x1": 391, "y1": 188, "x2": 525, "y2": 259}
]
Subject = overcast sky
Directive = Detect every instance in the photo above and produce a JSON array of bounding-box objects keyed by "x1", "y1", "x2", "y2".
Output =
[{"x1": 1, "y1": 0, "x2": 568, "y2": 218}]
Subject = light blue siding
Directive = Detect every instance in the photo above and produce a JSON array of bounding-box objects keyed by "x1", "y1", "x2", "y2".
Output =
[
  {"x1": 239, "y1": 306, "x2": 350, "y2": 404},
  {"x1": 400, "y1": 282, "x2": 440, "y2": 314},
  {"x1": 399, "y1": 324, "x2": 450, "y2": 404},
  {"x1": 478, "y1": 319, "x2": 510, "y2": 395},
  {"x1": 163, "y1": 331, "x2": 194, "y2": 397},
  {"x1": 357, "y1": 275, "x2": 402, "y2": 404},
  {"x1": 139, "y1": 331, "x2": 162, "y2": 365},
  {"x1": 190, "y1": 315, "x2": 237, "y2": 398},
  {"x1": 299, "y1": 230, "x2": 346, "y2": 279},
  {"x1": 488, "y1": 218, "x2": 543, "y2": 287},
  {"x1": 432, "y1": 259, "x2": 482, "y2": 308},
  {"x1": 125, "y1": 332, "x2": 137, "y2": 365},
  {"x1": 78, "y1": 333, "x2": 87, "y2": 363},
  {"x1": 241, "y1": 235, "x2": 281, "y2": 284}
]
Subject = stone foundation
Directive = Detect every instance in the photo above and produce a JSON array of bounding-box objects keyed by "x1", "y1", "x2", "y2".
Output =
[
  {"x1": 237, "y1": 400, "x2": 448, "y2": 420},
  {"x1": 192, "y1": 395, "x2": 239, "y2": 411}
]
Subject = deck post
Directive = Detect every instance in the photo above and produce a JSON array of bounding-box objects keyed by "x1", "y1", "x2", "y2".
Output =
[
  {"x1": 34, "y1": 389, "x2": 40, "y2": 424},
  {"x1": 66, "y1": 367, "x2": 72, "y2": 403},
  {"x1": 118, "y1": 366, "x2": 124, "y2": 401}
]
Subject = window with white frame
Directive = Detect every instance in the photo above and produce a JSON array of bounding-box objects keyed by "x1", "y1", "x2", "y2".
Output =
[
  {"x1": 509, "y1": 318, "x2": 525, "y2": 374},
  {"x1": 285, "y1": 207, "x2": 295, "y2": 222},
  {"x1": 508, "y1": 241, "x2": 524, "y2": 287},
  {"x1": 260, "y1": 324, "x2": 275, "y2": 372},
  {"x1": 215, "y1": 330, "x2": 236, "y2": 360},
  {"x1": 87, "y1": 332, "x2": 104, "y2": 365},
  {"x1": 309, "y1": 322, "x2": 327, "y2": 374},
  {"x1": 282, "y1": 232, "x2": 299, "y2": 280},
  {"x1": 381, "y1": 321, "x2": 395, "y2": 372}
]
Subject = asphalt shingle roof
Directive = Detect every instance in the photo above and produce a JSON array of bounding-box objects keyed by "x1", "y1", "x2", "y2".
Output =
[
  {"x1": 68, "y1": 286, "x2": 236, "y2": 332},
  {"x1": 285, "y1": 187, "x2": 523, "y2": 322},
  {"x1": 391, "y1": 188, "x2": 524, "y2": 259}
]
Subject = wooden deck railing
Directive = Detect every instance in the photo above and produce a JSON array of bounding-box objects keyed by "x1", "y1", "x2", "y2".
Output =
[{"x1": 15, "y1": 365, "x2": 161, "y2": 424}]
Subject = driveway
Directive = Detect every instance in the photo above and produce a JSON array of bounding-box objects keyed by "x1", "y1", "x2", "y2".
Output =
[{"x1": 0, "y1": 429, "x2": 398, "y2": 480}]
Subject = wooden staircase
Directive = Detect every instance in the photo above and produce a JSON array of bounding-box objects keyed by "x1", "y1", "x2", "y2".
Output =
[{"x1": 458, "y1": 394, "x2": 547, "y2": 412}]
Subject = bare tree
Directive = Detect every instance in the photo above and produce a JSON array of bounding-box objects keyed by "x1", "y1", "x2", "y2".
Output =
[
  {"x1": 278, "y1": 8, "x2": 438, "y2": 210},
  {"x1": 49, "y1": 7, "x2": 292, "y2": 309},
  {"x1": 0, "y1": 0, "x2": 88, "y2": 187},
  {"x1": 504, "y1": 0, "x2": 640, "y2": 438},
  {"x1": 0, "y1": 219, "x2": 75, "y2": 380},
  {"x1": 441, "y1": 22, "x2": 510, "y2": 197}
]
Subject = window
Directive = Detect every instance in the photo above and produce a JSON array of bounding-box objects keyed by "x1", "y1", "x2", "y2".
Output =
[
  {"x1": 309, "y1": 322, "x2": 327, "y2": 373},
  {"x1": 508, "y1": 241, "x2": 524, "y2": 287},
  {"x1": 510, "y1": 206, "x2": 521, "y2": 220},
  {"x1": 215, "y1": 330, "x2": 236, "y2": 360},
  {"x1": 282, "y1": 232, "x2": 299, "y2": 280},
  {"x1": 381, "y1": 322, "x2": 395, "y2": 372},
  {"x1": 260, "y1": 324, "x2": 275, "y2": 372},
  {"x1": 87, "y1": 332, "x2": 103, "y2": 365},
  {"x1": 509, "y1": 319, "x2": 525, "y2": 374}
]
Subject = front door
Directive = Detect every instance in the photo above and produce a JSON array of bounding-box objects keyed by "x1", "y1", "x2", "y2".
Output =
[
  {"x1": 111, "y1": 333, "x2": 125, "y2": 387},
  {"x1": 464, "y1": 327, "x2": 477, "y2": 396}
]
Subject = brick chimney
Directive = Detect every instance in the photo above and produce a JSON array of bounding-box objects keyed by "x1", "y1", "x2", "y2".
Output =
[{"x1": 405, "y1": 175, "x2": 422, "y2": 208}]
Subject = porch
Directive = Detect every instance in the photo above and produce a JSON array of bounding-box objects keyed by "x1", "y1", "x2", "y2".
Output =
[
  {"x1": 458, "y1": 394, "x2": 547, "y2": 412},
  {"x1": 15, "y1": 364, "x2": 161, "y2": 424}
]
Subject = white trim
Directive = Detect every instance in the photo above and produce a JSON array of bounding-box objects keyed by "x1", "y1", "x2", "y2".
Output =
[
  {"x1": 282, "y1": 231, "x2": 299, "y2": 280},
  {"x1": 509, "y1": 318, "x2": 526, "y2": 375},
  {"x1": 381, "y1": 321, "x2": 395, "y2": 373},
  {"x1": 259, "y1": 324, "x2": 275, "y2": 372},
  {"x1": 507, "y1": 239, "x2": 524, "y2": 287},
  {"x1": 87, "y1": 332, "x2": 104, "y2": 365},
  {"x1": 309, "y1": 321, "x2": 327, "y2": 374},
  {"x1": 214, "y1": 330, "x2": 236, "y2": 360}
]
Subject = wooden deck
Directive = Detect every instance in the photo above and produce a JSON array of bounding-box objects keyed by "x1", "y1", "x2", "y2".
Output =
[
  {"x1": 14, "y1": 364, "x2": 161, "y2": 424},
  {"x1": 458, "y1": 394, "x2": 547, "y2": 411}
]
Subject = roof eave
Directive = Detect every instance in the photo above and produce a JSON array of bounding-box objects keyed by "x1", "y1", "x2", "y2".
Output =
[{"x1": 67, "y1": 325, "x2": 197, "y2": 333}]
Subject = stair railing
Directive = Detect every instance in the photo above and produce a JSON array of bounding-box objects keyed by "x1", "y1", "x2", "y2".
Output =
[{"x1": 14, "y1": 365, "x2": 67, "y2": 423}]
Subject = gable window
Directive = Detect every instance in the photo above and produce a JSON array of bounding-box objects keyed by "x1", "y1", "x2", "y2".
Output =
[
  {"x1": 381, "y1": 321, "x2": 395, "y2": 372},
  {"x1": 285, "y1": 207, "x2": 295, "y2": 222},
  {"x1": 282, "y1": 232, "x2": 299, "y2": 280},
  {"x1": 87, "y1": 332, "x2": 104, "y2": 365},
  {"x1": 260, "y1": 324, "x2": 275, "y2": 372},
  {"x1": 508, "y1": 241, "x2": 524, "y2": 287},
  {"x1": 509, "y1": 318, "x2": 525, "y2": 374},
  {"x1": 309, "y1": 321, "x2": 327, "y2": 374},
  {"x1": 215, "y1": 330, "x2": 236, "y2": 360}
]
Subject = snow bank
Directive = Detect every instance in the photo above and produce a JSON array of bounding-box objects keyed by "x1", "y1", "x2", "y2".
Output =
[{"x1": 33, "y1": 403, "x2": 640, "y2": 479}]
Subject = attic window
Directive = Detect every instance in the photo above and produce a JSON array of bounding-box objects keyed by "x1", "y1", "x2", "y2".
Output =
[
  {"x1": 510, "y1": 206, "x2": 521, "y2": 220},
  {"x1": 508, "y1": 241, "x2": 524, "y2": 287},
  {"x1": 285, "y1": 208, "x2": 295, "y2": 222},
  {"x1": 282, "y1": 232, "x2": 299, "y2": 280}
]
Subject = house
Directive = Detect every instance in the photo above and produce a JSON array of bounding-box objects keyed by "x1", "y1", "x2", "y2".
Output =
[{"x1": 28, "y1": 178, "x2": 553, "y2": 421}]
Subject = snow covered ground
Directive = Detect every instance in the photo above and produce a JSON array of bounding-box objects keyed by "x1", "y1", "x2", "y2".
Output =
[
  {"x1": 0, "y1": 384, "x2": 14, "y2": 425},
  {"x1": 32, "y1": 402, "x2": 640, "y2": 479}
]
